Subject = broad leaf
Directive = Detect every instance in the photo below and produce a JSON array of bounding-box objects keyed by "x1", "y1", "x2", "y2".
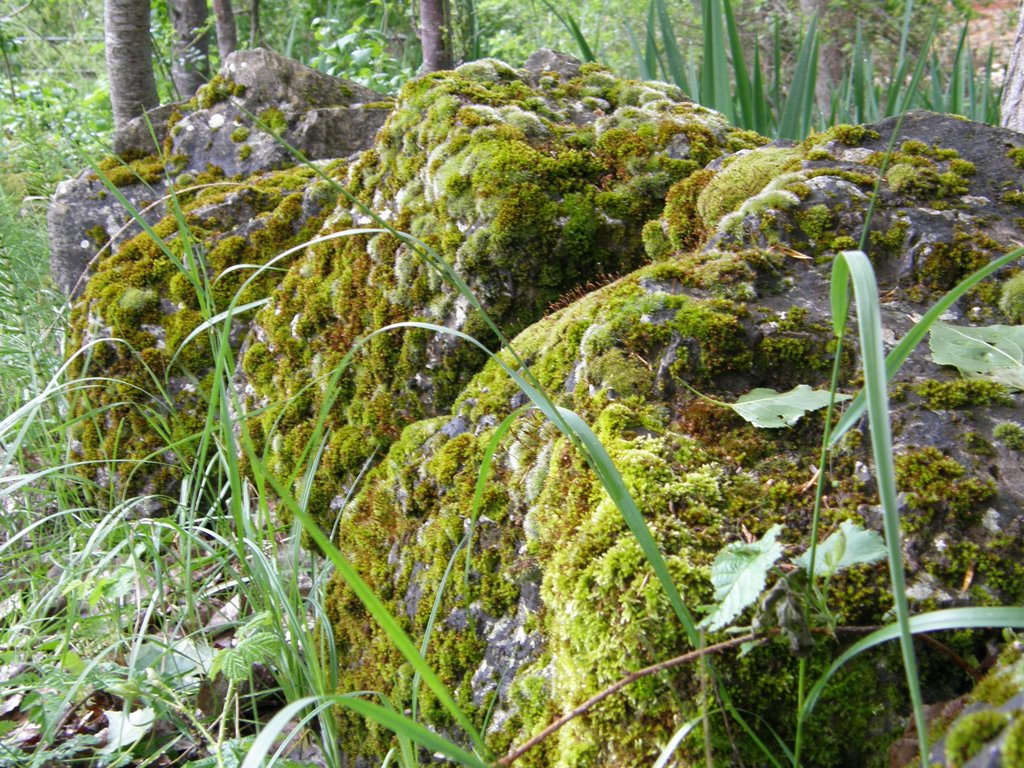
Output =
[
  {"x1": 929, "y1": 321, "x2": 1024, "y2": 390},
  {"x1": 99, "y1": 707, "x2": 155, "y2": 754},
  {"x1": 729, "y1": 385, "x2": 850, "y2": 428},
  {"x1": 702, "y1": 524, "x2": 784, "y2": 632},
  {"x1": 793, "y1": 521, "x2": 887, "y2": 577}
]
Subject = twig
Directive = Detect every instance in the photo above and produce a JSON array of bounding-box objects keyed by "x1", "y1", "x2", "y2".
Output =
[{"x1": 496, "y1": 631, "x2": 776, "y2": 766}]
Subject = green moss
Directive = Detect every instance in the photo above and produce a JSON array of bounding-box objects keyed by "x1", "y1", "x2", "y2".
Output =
[
  {"x1": 696, "y1": 146, "x2": 800, "y2": 227},
  {"x1": 117, "y1": 287, "x2": 158, "y2": 312},
  {"x1": 994, "y1": 421, "x2": 1024, "y2": 450},
  {"x1": 243, "y1": 63, "x2": 743, "y2": 532},
  {"x1": 914, "y1": 379, "x2": 1013, "y2": 410},
  {"x1": 795, "y1": 203, "x2": 833, "y2": 245},
  {"x1": 970, "y1": 646, "x2": 1022, "y2": 706},
  {"x1": 230, "y1": 126, "x2": 250, "y2": 143},
  {"x1": 68, "y1": 163, "x2": 335, "y2": 502},
  {"x1": 998, "y1": 273, "x2": 1024, "y2": 321},
  {"x1": 258, "y1": 107, "x2": 288, "y2": 134},
  {"x1": 918, "y1": 230, "x2": 1001, "y2": 292},
  {"x1": 1003, "y1": 716, "x2": 1024, "y2": 766},
  {"x1": 84, "y1": 224, "x2": 109, "y2": 249},
  {"x1": 831, "y1": 235, "x2": 858, "y2": 251},
  {"x1": 815, "y1": 124, "x2": 879, "y2": 146},
  {"x1": 895, "y1": 447, "x2": 997, "y2": 531},
  {"x1": 945, "y1": 710, "x2": 1010, "y2": 768},
  {"x1": 238, "y1": 144, "x2": 252, "y2": 161},
  {"x1": 195, "y1": 73, "x2": 247, "y2": 109},
  {"x1": 1008, "y1": 147, "x2": 1024, "y2": 169},
  {"x1": 95, "y1": 154, "x2": 169, "y2": 187}
]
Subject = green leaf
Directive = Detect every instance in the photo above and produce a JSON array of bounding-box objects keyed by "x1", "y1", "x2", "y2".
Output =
[
  {"x1": 702, "y1": 524, "x2": 784, "y2": 632},
  {"x1": 210, "y1": 648, "x2": 250, "y2": 683},
  {"x1": 793, "y1": 521, "x2": 887, "y2": 577},
  {"x1": 730, "y1": 385, "x2": 850, "y2": 428},
  {"x1": 99, "y1": 707, "x2": 155, "y2": 754},
  {"x1": 929, "y1": 321, "x2": 1024, "y2": 390},
  {"x1": 237, "y1": 631, "x2": 279, "y2": 666}
]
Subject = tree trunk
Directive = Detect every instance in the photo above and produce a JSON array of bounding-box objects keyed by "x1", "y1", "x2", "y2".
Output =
[
  {"x1": 420, "y1": 0, "x2": 453, "y2": 72},
  {"x1": 168, "y1": 0, "x2": 210, "y2": 98},
  {"x1": 212, "y1": 0, "x2": 237, "y2": 61},
  {"x1": 104, "y1": 0, "x2": 159, "y2": 134},
  {"x1": 1002, "y1": 1, "x2": 1024, "y2": 132},
  {"x1": 249, "y1": 0, "x2": 261, "y2": 48}
]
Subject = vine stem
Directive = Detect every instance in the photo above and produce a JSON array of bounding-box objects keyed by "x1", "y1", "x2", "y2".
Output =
[{"x1": 496, "y1": 632, "x2": 775, "y2": 767}]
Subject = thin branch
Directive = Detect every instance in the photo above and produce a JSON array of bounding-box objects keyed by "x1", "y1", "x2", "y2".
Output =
[{"x1": 496, "y1": 632, "x2": 776, "y2": 766}]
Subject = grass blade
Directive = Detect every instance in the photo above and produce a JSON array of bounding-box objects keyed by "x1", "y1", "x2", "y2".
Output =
[
  {"x1": 830, "y1": 245, "x2": 1024, "y2": 446},
  {"x1": 777, "y1": 15, "x2": 819, "y2": 139},
  {"x1": 722, "y1": 0, "x2": 752, "y2": 127},
  {"x1": 656, "y1": 0, "x2": 687, "y2": 90},
  {"x1": 698, "y1": 0, "x2": 733, "y2": 121},
  {"x1": 832, "y1": 250, "x2": 927, "y2": 764},
  {"x1": 803, "y1": 606, "x2": 1024, "y2": 719},
  {"x1": 540, "y1": 0, "x2": 596, "y2": 63}
]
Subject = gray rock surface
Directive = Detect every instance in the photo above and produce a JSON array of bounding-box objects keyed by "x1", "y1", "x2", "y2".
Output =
[{"x1": 48, "y1": 48, "x2": 390, "y2": 296}]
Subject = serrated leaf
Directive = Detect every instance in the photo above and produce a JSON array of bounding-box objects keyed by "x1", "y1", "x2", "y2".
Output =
[
  {"x1": 929, "y1": 321, "x2": 1024, "y2": 390},
  {"x1": 793, "y1": 521, "x2": 887, "y2": 578},
  {"x1": 729, "y1": 385, "x2": 851, "y2": 428},
  {"x1": 237, "y1": 631, "x2": 279, "y2": 666},
  {"x1": 210, "y1": 648, "x2": 250, "y2": 683},
  {"x1": 701, "y1": 524, "x2": 785, "y2": 632}
]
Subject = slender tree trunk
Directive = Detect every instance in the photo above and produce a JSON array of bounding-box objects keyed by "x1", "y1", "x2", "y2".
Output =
[
  {"x1": 420, "y1": 0, "x2": 453, "y2": 72},
  {"x1": 249, "y1": 0, "x2": 261, "y2": 48},
  {"x1": 168, "y1": 0, "x2": 210, "y2": 98},
  {"x1": 1002, "y1": 1, "x2": 1024, "y2": 132},
  {"x1": 104, "y1": 0, "x2": 159, "y2": 133},
  {"x1": 212, "y1": 0, "x2": 237, "y2": 61}
]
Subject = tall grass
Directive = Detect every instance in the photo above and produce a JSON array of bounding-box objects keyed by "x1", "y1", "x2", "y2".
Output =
[{"x1": 556, "y1": 0, "x2": 1002, "y2": 139}]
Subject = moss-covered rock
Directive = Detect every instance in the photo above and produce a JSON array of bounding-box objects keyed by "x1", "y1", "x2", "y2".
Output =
[
  {"x1": 57, "y1": 47, "x2": 1024, "y2": 767},
  {"x1": 242, "y1": 55, "x2": 752, "y2": 530},
  {"x1": 317, "y1": 111, "x2": 1024, "y2": 765},
  {"x1": 67, "y1": 162, "x2": 343, "y2": 502}
]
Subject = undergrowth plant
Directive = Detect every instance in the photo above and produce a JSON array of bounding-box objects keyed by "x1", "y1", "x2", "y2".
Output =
[{"x1": 554, "y1": 0, "x2": 1002, "y2": 138}]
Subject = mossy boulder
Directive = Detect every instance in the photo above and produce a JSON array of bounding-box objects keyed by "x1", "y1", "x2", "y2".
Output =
[
  {"x1": 240, "y1": 53, "x2": 758, "y2": 530},
  {"x1": 55, "y1": 47, "x2": 1024, "y2": 766},
  {"x1": 48, "y1": 48, "x2": 390, "y2": 297},
  {"x1": 66, "y1": 162, "x2": 343, "y2": 504},
  {"x1": 317, "y1": 113, "x2": 1024, "y2": 764}
]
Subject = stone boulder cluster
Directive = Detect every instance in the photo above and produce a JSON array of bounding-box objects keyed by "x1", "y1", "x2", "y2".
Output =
[{"x1": 49, "y1": 48, "x2": 1024, "y2": 766}]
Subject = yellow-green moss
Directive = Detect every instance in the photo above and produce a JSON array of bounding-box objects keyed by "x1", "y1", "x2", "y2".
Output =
[
  {"x1": 68, "y1": 164, "x2": 338, "y2": 500},
  {"x1": 999, "y1": 273, "x2": 1024, "y2": 320},
  {"x1": 914, "y1": 379, "x2": 1013, "y2": 410},
  {"x1": 895, "y1": 447, "x2": 997, "y2": 532},
  {"x1": 696, "y1": 146, "x2": 801, "y2": 227},
  {"x1": 994, "y1": 421, "x2": 1024, "y2": 450},
  {"x1": 945, "y1": 710, "x2": 1010, "y2": 768},
  {"x1": 257, "y1": 107, "x2": 288, "y2": 134},
  {"x1": 194, "y1": 73, "x2": 247, "y2": 110},
  {"x1": 244, "y1": 62, "x2": 744, "y2": 531}
]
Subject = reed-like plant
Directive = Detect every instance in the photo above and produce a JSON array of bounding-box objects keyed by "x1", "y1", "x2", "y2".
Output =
[{"x1": 553, "y1": 0, "x2": 1002, "y2": 139}]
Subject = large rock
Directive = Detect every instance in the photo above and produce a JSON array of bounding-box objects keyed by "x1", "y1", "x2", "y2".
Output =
[
  {"x1": 48, "y1": 48, "x2": 391, "y2": 296},
  {"x1": 238, "y1": 54, "x2": 760, "y2": 530},
  {"x1": 56, "y1": 48, "x2": 1024, "y2": 766},
  {"x1": 320, "y1": 113, "x2": 1024, "y2": 765}
]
